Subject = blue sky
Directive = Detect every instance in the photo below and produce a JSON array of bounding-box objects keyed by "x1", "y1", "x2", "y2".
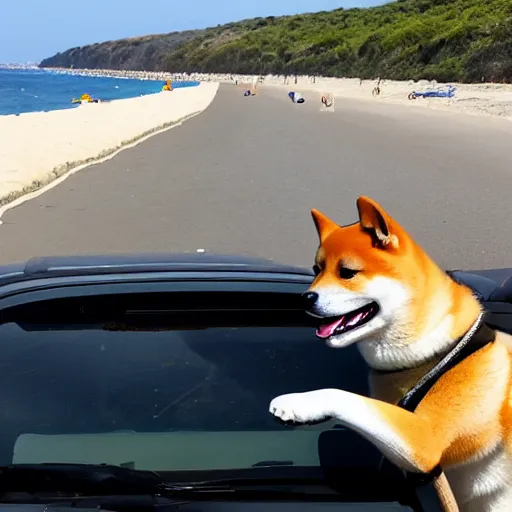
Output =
[{"x1": 1, "y1": 0, "x2": 387, "y2": 63}]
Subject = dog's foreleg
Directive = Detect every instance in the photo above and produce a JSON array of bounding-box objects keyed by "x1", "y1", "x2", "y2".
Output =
[{"x1": 269, "y1": 389, "x2": 442, "y2": 473}]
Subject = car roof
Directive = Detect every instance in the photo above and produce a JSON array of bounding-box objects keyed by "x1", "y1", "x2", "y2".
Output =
[
  {"x1": 0, "y1": 253, "x2": 511, "y2": 304},
  {"x1": 0, "y1": 253, "x2": 315, "y2": 285}
]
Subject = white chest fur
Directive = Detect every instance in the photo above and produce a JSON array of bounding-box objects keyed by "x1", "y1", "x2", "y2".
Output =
[{"x1": 445, "y1": 444, "x2": 512, "y2": 511}]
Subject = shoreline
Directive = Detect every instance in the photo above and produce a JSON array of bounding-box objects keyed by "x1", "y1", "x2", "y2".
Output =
[
  {"x1": 40, "y1": 68, "x2": 512, "y2": 121},
  {"x1": 0, "y1": 67, "x2": 201, "y2": 117},
  {"x1": 0, "y1": 82, "x2": 219, "y2": 210}
]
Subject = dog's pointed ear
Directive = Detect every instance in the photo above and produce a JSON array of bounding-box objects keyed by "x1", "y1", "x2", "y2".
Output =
[
  {"x1": 311, "y1": 209, "x2": 338, "y2": 242},
  {"x1": 356, "y1": 196, "x2": 399, "y2": 250}
]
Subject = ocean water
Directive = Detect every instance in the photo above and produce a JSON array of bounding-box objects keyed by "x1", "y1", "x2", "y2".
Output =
[{"x1": 0, "y1": 68, "x2": 200, "y2": 116}]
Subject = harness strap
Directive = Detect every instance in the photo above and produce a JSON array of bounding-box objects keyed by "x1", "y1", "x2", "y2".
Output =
[{"x1": 397, "y1": 312, "x2": 495, "y2": 412}]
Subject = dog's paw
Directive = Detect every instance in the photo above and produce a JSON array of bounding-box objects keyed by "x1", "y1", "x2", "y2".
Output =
[{"x1": 269, "y1": 391, "x2": 332, "y2": 424}]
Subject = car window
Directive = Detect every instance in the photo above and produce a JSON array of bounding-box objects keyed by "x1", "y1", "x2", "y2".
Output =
[{"x1": 0, "y1": 292, "x2": 371, "y2": 472}]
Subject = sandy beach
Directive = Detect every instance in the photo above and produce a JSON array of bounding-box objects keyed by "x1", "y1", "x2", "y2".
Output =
[
  {"x1": 217, "y1": 74, "x2": 512, "y2": 120},
  {"x1": 0, "y1": 81, "x2": 219, "y2": 207},
  {"x1": 260, "y1": 76, "x2": 512, "y2": 120},
  {"x1": 48, "y1": 67, "x2": 512, "y2": 120}
]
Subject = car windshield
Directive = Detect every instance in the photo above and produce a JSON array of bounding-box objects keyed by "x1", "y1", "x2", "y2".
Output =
[{"x1": 0, "y1": 295, "x2": 369, "y2": 472}]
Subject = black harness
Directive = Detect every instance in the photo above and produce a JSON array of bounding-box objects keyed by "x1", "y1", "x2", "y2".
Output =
[{"x1": 396, "y1": 312, "x2": 496, "y2": 412}]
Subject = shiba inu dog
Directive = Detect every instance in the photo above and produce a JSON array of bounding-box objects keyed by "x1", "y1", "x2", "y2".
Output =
[{"x1": 270, "y1": 196, "x2": 512, "y2": 511}]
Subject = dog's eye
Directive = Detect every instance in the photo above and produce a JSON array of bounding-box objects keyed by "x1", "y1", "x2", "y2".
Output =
[
  {"x1": 339, "y1": 266, "x2": 359, "y2": 280},
  {"x1": 312, "y1": 264, "x2": 322, "y2": 276}
]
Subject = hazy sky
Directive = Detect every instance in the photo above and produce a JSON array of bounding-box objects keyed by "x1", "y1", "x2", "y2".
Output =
[{"x1": 1, "y1": 0, "x2": 386, "y2": 63}]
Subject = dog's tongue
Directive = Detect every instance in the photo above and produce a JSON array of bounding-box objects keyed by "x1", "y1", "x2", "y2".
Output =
[{"x1": 316, "y1": 316, "x2": 345, "y2": 339}]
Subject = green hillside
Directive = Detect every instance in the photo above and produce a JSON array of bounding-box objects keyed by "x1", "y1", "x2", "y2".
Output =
[{"x1": 40, "y1": 0, "x2": 512, "y2": 83}]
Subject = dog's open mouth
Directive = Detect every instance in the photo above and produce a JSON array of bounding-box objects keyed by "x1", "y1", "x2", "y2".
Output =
[{"x1": 316, "y1": 302, "x2": 379, "y2": 339}]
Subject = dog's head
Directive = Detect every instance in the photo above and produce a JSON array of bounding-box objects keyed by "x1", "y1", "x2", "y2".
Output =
[{"x1": 305, "y1": 196, "x2": 452, "y2": 357}]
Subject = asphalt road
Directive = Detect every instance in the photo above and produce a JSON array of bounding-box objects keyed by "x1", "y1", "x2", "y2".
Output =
[{"x1": 1, "y1": 84, "x2": 512, "y2": 270}]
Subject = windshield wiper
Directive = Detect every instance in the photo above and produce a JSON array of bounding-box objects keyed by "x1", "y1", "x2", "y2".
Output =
[
  {"x1": 161, "y1": 464, "x2": 413, "y2": 502},
  {"x1": 0, "y1": 465, "x2": 337, "y2": 504},
  {"x1": 0, "y1": 464, "x2": 335, "y2": 498},
  {"x1": 164, "y1": 476, "x2": 343, "y2": 500},
  {"x1": 0, "y1": 464, "x2": 406, "y2": 503},
  {"x1": 0, "y1": 463, "x2": 170, "y2": 496},
  {"x1": 163, "y1": 473, "x2": 403, "y2": 500}
]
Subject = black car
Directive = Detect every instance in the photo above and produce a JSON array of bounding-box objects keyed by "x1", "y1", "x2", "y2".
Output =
[{"x1": 0, "y1": 253, "x2": 510, "y2": 512}]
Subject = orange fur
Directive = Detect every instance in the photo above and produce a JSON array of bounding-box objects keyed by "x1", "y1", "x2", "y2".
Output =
[
  {"x1": 311, "y1": 200, "x2": 482, "y2": 344},
  {"x1": 392, "y1": 341, "x2": 509, "y2": 468}
]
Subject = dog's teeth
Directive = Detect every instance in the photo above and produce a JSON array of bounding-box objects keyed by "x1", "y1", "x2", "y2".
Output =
[{"x1": 347, "y1": 313, "x2": 363, "y2": 327}]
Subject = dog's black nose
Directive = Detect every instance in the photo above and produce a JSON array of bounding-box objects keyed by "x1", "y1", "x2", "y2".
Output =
[{"x1": 302, "y1": 292, "x2": 319, "y2": 309}]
